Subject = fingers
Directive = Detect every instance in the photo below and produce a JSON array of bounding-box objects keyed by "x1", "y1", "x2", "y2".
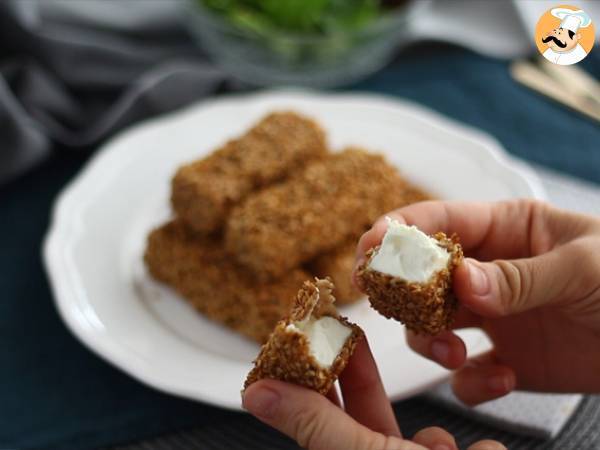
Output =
[
  {"x1": 355, "y1": 199, "x2": 599, "y2": 316},
  {"x1": 412, "y1": 426, "x2": 458, "y2": 449},
  {"x1": 451, "y1": 351, "x2": 516, "y2": 406},
  {"x1": 354, "y1": 201, "x2": 491, "y2": 260},
  {"x1": 243, "y1": 379, "x2": 372, "y2": 450},
  {"x1": 353, "y1": 199, "x2": 573, "y2": 272},
  {"x1": 355, "y1": 200, "x2": 535, "y2": 263},
  {"x1": 380, "y1": 201, "x2": 495, "y2": 254},
  {"x1": 405, "y1": 304, "x2": 481, "y2": 369},
  {"x1": 354, "y1": 199, "x2": 595, "y2": 280},
  {"x1": 406, "y1": 330, "x2": 467, "y2": 370},
  {"x1": 243, "y1": 379, "x2": 501, "y2": 449},
  {"x1": 467, "y1": 440, "x2": 507, "y2": 450},
  {"x1": 454, "y1": 242, "x2": 588, "y2": 317},
  {"x1": 406, "y1": 317, "x2": 514, "y2": 407},
  {"x1": 243, "y1": 379, "x2": 419, "y2": 450},
  {"x1": 339, "y1": 338, "x2": 401, "y2": 437}
]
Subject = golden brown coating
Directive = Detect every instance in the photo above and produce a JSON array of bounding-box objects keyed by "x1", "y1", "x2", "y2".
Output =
[
  {"x1": 225, "y1": 148, "x2": 410, "y2": 281},
  {"x1": 307, "y1": 183, "x2": 432, "y2": 305},
  {"x1": 308, "y1": 240, "x2": 363, "y2": 305},
  {"x1": 357, "y1": 232, "x2": 463, "y2": 335},
  {"x1": 244, "y1": 278, "x2": 363, "y2": 395},
  {"x1": 144, "y1": 220, "x2": 309, "y2": 343},
  {"x1": 171, "y1": 111, "x2": 327, "y2": 234}
]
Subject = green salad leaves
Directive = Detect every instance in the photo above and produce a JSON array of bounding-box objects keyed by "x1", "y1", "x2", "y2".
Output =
[{"x1": 199, "y1": 0, "x2": 397, "y2": 35}]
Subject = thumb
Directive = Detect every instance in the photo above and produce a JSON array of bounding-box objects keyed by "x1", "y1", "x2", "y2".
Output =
[
  {"x1": 454, "y1": 249, "x2": 572, "y2": 317},
  {"x1": 242, "y1": 380, "x2": 420, "y2": 450}
]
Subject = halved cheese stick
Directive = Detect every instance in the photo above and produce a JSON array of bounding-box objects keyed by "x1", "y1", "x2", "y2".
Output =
[
  {"x1": 308, "y1": 186, "x2": 432, "y2": 305},
  {"x1": 244, "y1": 278, "x2": 363, "y2": 395},
  {"x1": 358, "y1": 218, "x2": 463, "y2": 335}
]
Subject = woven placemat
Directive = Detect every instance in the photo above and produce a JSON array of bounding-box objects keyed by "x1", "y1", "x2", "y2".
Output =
[{"x1": 111, "y1": 395, "x2": 600, "y2": 450}]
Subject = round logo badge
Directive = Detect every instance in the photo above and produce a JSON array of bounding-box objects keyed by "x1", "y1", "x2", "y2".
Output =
[{"x1": 535, "y1": 5, "x2": 595, "y2": 65}]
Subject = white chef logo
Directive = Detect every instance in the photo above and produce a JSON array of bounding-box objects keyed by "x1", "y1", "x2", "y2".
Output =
[{"x1": 536, "y1": 6, "x2": 594, "y2": 65}]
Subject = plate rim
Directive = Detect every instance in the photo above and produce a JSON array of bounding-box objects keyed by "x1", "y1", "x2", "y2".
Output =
[{"x1": 43, "y1": 89, "x2": 546, "y2": 410}]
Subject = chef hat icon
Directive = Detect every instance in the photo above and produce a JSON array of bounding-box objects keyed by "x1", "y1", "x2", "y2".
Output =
[{"x1": 551, "y1": 8, "x2": 592, "y2": 33}]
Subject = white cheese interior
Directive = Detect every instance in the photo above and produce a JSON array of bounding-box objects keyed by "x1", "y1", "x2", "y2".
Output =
[
  {"x1": 369, "y1": 217, "x2": 450, "y2": 283},
  {"x1": 287, "y1": 317, "x2": 351, "y2": 368}
]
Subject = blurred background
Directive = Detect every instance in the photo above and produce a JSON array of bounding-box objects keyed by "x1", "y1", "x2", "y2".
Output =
[
  {"x1": 1, "y1": 1, "x2": 599, "y2": 449},
  {"x1": 2, "y1": 0, "x2": 599, "y2": 184}
]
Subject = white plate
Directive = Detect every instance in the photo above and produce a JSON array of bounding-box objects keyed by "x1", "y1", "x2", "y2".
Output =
[{"x1": 43, "y1": 90, "x2": 545, "y2": 411}]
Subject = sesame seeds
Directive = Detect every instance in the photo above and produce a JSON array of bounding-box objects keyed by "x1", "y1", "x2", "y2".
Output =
[
  {"x1": 225, "y1": 148, "x2": 413, "y2": 281},
  {"x1": 244, "y1": 278, "x2": 363, "y2": 395},
  {"x1": 358, "y1": 232, "x2": 463, "y2": 335},
  {"x1": 171, "y1": 112, "x2": 327, "y2": 234}
]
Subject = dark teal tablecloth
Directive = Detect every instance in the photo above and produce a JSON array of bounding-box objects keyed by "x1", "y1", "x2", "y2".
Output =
[{"x1": 1, "y1": 46, "x2": 599, "y2": 450}]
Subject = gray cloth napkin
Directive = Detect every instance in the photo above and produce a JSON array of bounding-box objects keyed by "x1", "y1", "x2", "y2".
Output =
[
  {"x1": 428, "y1": 383, "x2": 582, "y2": 440},
  {"x1": 0, "y1": 0, "x2": 232, "y2": 184},
  {"x1": 428, "y1": 164, "x2": 600, "y2": 440}
]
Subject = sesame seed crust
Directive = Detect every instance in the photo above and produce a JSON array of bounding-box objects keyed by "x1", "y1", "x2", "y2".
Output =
[
  {"x1": 244, "y1": 278, "x2": 363, "y2": 395},
  {"x1": 307, "y1": 187, "x2": 432, "y2": 306},
  {"x1": 307, "y1": 240, "x2": 363, "y2": 305},
  {"x1": 144, "y1": 220, "x2": 309, "y2": 343},
  {"x1": 226, "y1": 148, "x2": 411, "y2": 281},
  {"x1": 171, "y1": 111, "x2": 327, "y2": 234},
  {"x1": 357, "y1": 232, "x2": 463, "y2": 335}
]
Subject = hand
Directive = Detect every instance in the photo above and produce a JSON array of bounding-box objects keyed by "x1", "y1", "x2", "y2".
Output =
[
  {"x1": 354, "y1": 199, "x2": 600, "y2": 405},
  {"x1": 243, "y1": 338, "x2": 505, "y2": 450}
]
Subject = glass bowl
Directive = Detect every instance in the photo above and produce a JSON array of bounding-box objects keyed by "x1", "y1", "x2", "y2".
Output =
[{"x1": 184, "y1": 0, "x2": 416, "y2": 87}]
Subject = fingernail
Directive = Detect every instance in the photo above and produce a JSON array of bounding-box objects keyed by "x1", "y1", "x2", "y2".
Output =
[
  {"x1": 431, "y1": 340, "x2": 450, "y2": 363},
  {"x1": 468, "y1": 260, "x2": 490, "y2": 297},
  {"x1": 243, "y1": 386, "x2": 280, "y2": 419},
  {"x1": 487, "y1": 375, "x2": 511, "y2": 393}
]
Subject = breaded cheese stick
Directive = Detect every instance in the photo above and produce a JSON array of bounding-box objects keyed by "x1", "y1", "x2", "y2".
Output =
[
  {"x1": 357, "y1": 218, "x2": 463, "y2": 335},
  {"x1": 308, "y1": 183, "x2": 432, "y2": 305},
  {"x1": 244, "y1": 278, "x2": 363, "y2": 395},
  {"x1": 144, "y1": 220, "x2": 310, "y2": 343},
  {"x1": 308, "y1": 240, "x2": 362, "y2": 305},
  {"x1": 171, "y1": 112, "x2": 327, "y2": 234},
  {"x1": 226, "y1": 148, "x2": 408, "y2": 281}
]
